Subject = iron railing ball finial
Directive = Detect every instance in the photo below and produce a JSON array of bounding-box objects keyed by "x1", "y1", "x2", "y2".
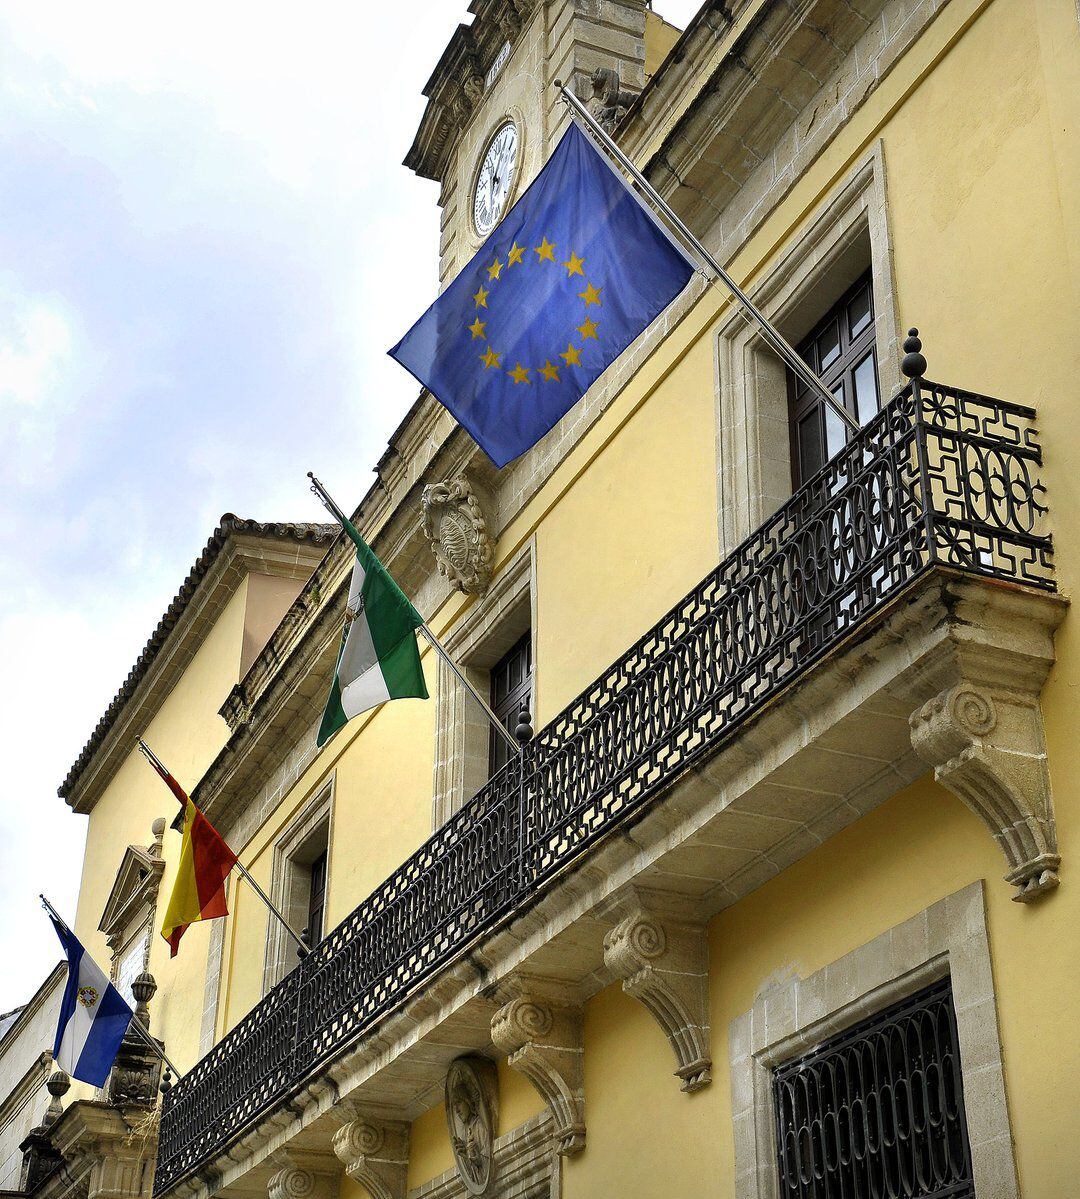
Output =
[
  {"x1": 160, "y1": 1067, "x2": 173, "y2": 1097},
  {"x1": 901, "y1": 328, "x2": 928, "y2": 380},
  {"x1": 298, "y1": 927, "x2": 311, "y2": 958},
  {"x1": 515, "y1": 704, "x2": 533, "y2": 745}
]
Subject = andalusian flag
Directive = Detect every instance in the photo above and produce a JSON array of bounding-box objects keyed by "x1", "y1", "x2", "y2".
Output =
[
  {"x1": 138, "y1": 741, "x2": 238, "y2": 957},
  {"x1": 317, "y1": 516, "x2": 428, "y2": 747}
]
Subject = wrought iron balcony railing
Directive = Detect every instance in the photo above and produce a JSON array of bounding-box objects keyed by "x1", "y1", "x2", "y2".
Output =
[{"x1": 154, "y1": 374, "x2": 1053, "y2": 1195}]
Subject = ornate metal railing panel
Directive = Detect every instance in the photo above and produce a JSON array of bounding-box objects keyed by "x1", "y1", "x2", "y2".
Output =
[
  {"x1": 772, "y1": 977, "x2": 973, "y2": 1199},
  {"x1": 154, "y1": 381, "x2": 1052, "y2": 1194}
]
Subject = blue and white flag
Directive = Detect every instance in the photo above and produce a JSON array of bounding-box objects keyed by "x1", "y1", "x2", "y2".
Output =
[
  {"x1": 47, "y1": 909, "x2": 133, "y2": 1087},
  {"x1": 390, "y1": 122, "x2": 695, "y2": 468}
]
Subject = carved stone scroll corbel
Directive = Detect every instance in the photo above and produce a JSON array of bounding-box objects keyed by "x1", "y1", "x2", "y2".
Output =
[
  {"x1": 910, "y1": 683, "x2": 1059, "y2": 901},
  {"x1": 490, "y1": 993, "x2": 585, "y2": 1155},
  {"x1": 332, "y1": 1118, "x2": 410, "y2": 1199},
  {"x1": 603, "y1": 907, "x2": 712, "y2": 1092}
]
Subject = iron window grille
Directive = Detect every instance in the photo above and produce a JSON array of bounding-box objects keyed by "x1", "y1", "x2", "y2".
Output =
[
  {"x1": 154, "y1": 377, "x2": 1052, "y2": 1196},
  {"x1": 773, "y1": 977, "x2": 973, "y2": 1199}
]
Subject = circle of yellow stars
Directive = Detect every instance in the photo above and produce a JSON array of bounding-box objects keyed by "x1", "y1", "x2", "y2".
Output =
[{"x1": 468, "y1": 235, "x2": 603, "y2": 385}]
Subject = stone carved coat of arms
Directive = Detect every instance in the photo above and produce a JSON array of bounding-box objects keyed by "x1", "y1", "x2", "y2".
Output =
[{"x1": 421, "y1": 477, "x2": 495, "y2": 596}]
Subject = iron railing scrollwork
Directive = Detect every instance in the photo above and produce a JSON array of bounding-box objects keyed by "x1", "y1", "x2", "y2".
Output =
[{"x1": 154, "y1": 381, "x2": 1052, "y2": 1195}]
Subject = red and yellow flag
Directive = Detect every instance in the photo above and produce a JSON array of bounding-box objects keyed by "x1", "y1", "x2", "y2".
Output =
[{"x1": 139, "y1": 741, "x2": 238, "y2": 957}]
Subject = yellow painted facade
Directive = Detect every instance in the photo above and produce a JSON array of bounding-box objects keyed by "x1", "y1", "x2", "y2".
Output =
[{"x1": 53, "y1": 0, "x2": 1080, "y2": 1197}]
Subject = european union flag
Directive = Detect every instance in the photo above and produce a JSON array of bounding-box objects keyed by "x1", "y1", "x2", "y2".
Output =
[{"x1": 390, "y1": 122, "x2": 695, "y2": 468}]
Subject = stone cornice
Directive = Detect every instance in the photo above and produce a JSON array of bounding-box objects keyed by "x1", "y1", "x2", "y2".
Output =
[
  {"x1": 0, "y1": 963, "x2": 64, "y2": 1067},
  {"x1": 620, "y1": 0, "x2": 919, "y2": 231},
  {"x1": 616, "y1": 0, "x2": 741, "y2": 151},
  {"x1": 97, "y1": 842, "x2": 165, "y2": 948},
  {"x1": 59, "y1": 519, "x2": 336, "y2": 815},
  {"x1": 405, "y1": 0, "x2": 539, "y2": 182}
]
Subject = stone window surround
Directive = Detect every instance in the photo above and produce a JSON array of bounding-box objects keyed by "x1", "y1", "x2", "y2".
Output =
[
  {"x1": 715, "y1": 139, "x2": 902, "y2": 557},
  {"x1": 729, "y1": 881, "x2": 1019, "y2": 1199},
  {"x1": 431, "y1": 541, "x2": 535, "y2": 829},
  {"x1": 262, "y1": 780, "x2": 336, "y2": 993},
  {"x1": 111, "y1": 917, "x2": 152, "y2": 1001}
]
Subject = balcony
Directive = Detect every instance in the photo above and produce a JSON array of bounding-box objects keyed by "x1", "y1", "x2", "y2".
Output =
[{"x1": 154, "y1": 373, "x2": 1057, "y2": 1196}]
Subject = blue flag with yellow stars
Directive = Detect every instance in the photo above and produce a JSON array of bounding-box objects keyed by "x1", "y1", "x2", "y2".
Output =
[{"x1": 389, "y1": 122, "x2": 696, "y2": 468}]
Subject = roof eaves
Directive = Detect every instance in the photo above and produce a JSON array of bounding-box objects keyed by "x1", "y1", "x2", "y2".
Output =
[{"x1": 57, "y1": 516, "x2": 336, "y2": 802}]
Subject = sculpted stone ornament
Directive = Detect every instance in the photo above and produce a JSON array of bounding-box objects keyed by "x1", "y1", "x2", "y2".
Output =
[
  {"x1": 910, "y1": 683, "x2": 1059, "y2": 901},
  {"x1": 332, "y1": 1115, "x2": 410, "y2": 1199},
  {"x1": 444, "y1": 1056, "x2": 499, "y2": 1195},
  {"x1": 587, "y1": 67, "x2": 639, "y2": 132},
  {"x1": 491, "y1": 991, "x2": 585, "y2": 1155},
  {"x1": 422, "y1": 477, "x2": 495, "y2": 596},
  {"x1": 107, "y1": 971, "x2": 163, "y2": 1104},
  {"x1": 603, "y1": 901, "x2": 712, "y2": 1092}
]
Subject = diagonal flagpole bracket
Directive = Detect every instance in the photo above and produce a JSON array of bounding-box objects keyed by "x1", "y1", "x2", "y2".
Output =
[
  {"x1": 39, "y1": 894, "x2": 183, "y2": 1080},
  {"x1": 307, "y1": 472, "x2": 522, "y2": 756},
  {"x1": 135, "y1": 740, "x2": 309, "y2": 957},
  {"x1": 553, "y1": 80, "x2": 860, "y2": 435}
]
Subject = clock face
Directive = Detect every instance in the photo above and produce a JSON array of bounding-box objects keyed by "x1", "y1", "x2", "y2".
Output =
[{"x1": 473, "y1": 121, "x2": 518, "y2": 238}]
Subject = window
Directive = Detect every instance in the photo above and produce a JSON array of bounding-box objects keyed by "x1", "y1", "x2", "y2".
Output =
[
  {"x1": 772, "y1": 977, "x2": 974, "y2": 1199},
  {"x1": 114, "y1": 923, "x2": 150, "y2": 1006},
  {"x1": 262, "y1": 793, "x2": 332, "y2": 991},
  {"x1": 788, "y1": 272, "x2": 881, "y2": 487},
  {"x1": 488, "y1": 631, "x2": 532, "y2": 777},
  {"x1": 306, "y1": 848, "x2": 328, "y2": 948}
]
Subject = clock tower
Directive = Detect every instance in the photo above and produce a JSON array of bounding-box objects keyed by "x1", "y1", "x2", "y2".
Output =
[{"x1": 405, "y1": 0, "x2": 655, "y2": 291}]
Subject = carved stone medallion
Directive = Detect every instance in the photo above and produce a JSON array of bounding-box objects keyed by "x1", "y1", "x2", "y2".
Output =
[
  {"x1": 444, "y1": 1055, "x2": 499, "y2": 1196},
  {"x1": 422, "y1": 477, "x2": 495, "y2": 595}
]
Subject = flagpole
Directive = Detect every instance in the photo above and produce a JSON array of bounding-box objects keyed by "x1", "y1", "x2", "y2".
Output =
[
  {"x1": 307, "y1": 472, "x2": 522, "y2": 757},
  {"x1": 136, "y1": 740, "x2": 310, "y2": 958},
  {"x1": 554, "y1": 81, "x2": 860, "y2": 435},
  {"x1": 39, "y1": 896, "x2": 182, "y2": 1080}
]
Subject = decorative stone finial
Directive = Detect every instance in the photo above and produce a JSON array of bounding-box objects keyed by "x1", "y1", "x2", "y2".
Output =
[
  {"x1": 150, "y1": 818, "x2": 167, "y2": 861},
  {"x1": 515, "y1": 704, "x2": 533, "y2": 745},
  {"x1": 131, "y1": 971, "x2": 156, "y2": 1024},
  {"x1": 901, "y1": 328, "x2": 927, "y2": 380},
  {"x1": 44, "y1": 1070, "x2": 70, "y2": 1126}
]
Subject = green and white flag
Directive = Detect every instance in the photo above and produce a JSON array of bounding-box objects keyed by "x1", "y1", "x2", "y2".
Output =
[{"x1": 317, "y1": 517, "x2": 428, "y2": 747}]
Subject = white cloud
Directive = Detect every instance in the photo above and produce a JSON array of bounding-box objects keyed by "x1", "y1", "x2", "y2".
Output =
[{"x1": 0, "y1": 294, "x2": 73, "y2": 408}]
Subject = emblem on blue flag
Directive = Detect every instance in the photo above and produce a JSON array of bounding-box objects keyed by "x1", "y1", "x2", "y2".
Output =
[
  {"x1": 390, "y1": 121, "x2": 695, "y2": 468},
  {"x1": 47, "y1": 908, "x2": 134, "y2": 1087}
]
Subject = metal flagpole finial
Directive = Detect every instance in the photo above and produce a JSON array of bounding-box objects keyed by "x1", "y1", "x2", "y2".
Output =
[{"x1": 307, "y1": 471, "x2": 349, "y2": 528}]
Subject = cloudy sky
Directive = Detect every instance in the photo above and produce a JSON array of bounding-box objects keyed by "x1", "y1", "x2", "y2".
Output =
[{"x1": 0, "y1": 0, "x2": 700, "y2": 1014}]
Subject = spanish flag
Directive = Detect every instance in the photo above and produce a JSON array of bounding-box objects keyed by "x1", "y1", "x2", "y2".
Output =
[{"x1": 138, "y1": 740, "x2": 238, "y2": 956}]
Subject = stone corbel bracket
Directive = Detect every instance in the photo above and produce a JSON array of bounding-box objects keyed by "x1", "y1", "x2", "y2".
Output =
[
  {"x1": 491, "y1": 990, "x2": 585, "y2": 1155},
  {"x1": 331, "y1": 1117, "x2": 410, "y2": 1199},
  {"x1": 267, "y1": 1153, "x2": 339, "y2": 1199},
  {"x1": 603, "y1": 899, "x2": 712, "y2": 1092},
  {"x1": 911, "y1": 682, "x2": 1059, "y2": 902}
]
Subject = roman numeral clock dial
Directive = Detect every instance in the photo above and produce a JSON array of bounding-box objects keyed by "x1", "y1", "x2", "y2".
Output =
[{"x1": 473, "y1": 121, "x2": 518, "y2": 238}]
